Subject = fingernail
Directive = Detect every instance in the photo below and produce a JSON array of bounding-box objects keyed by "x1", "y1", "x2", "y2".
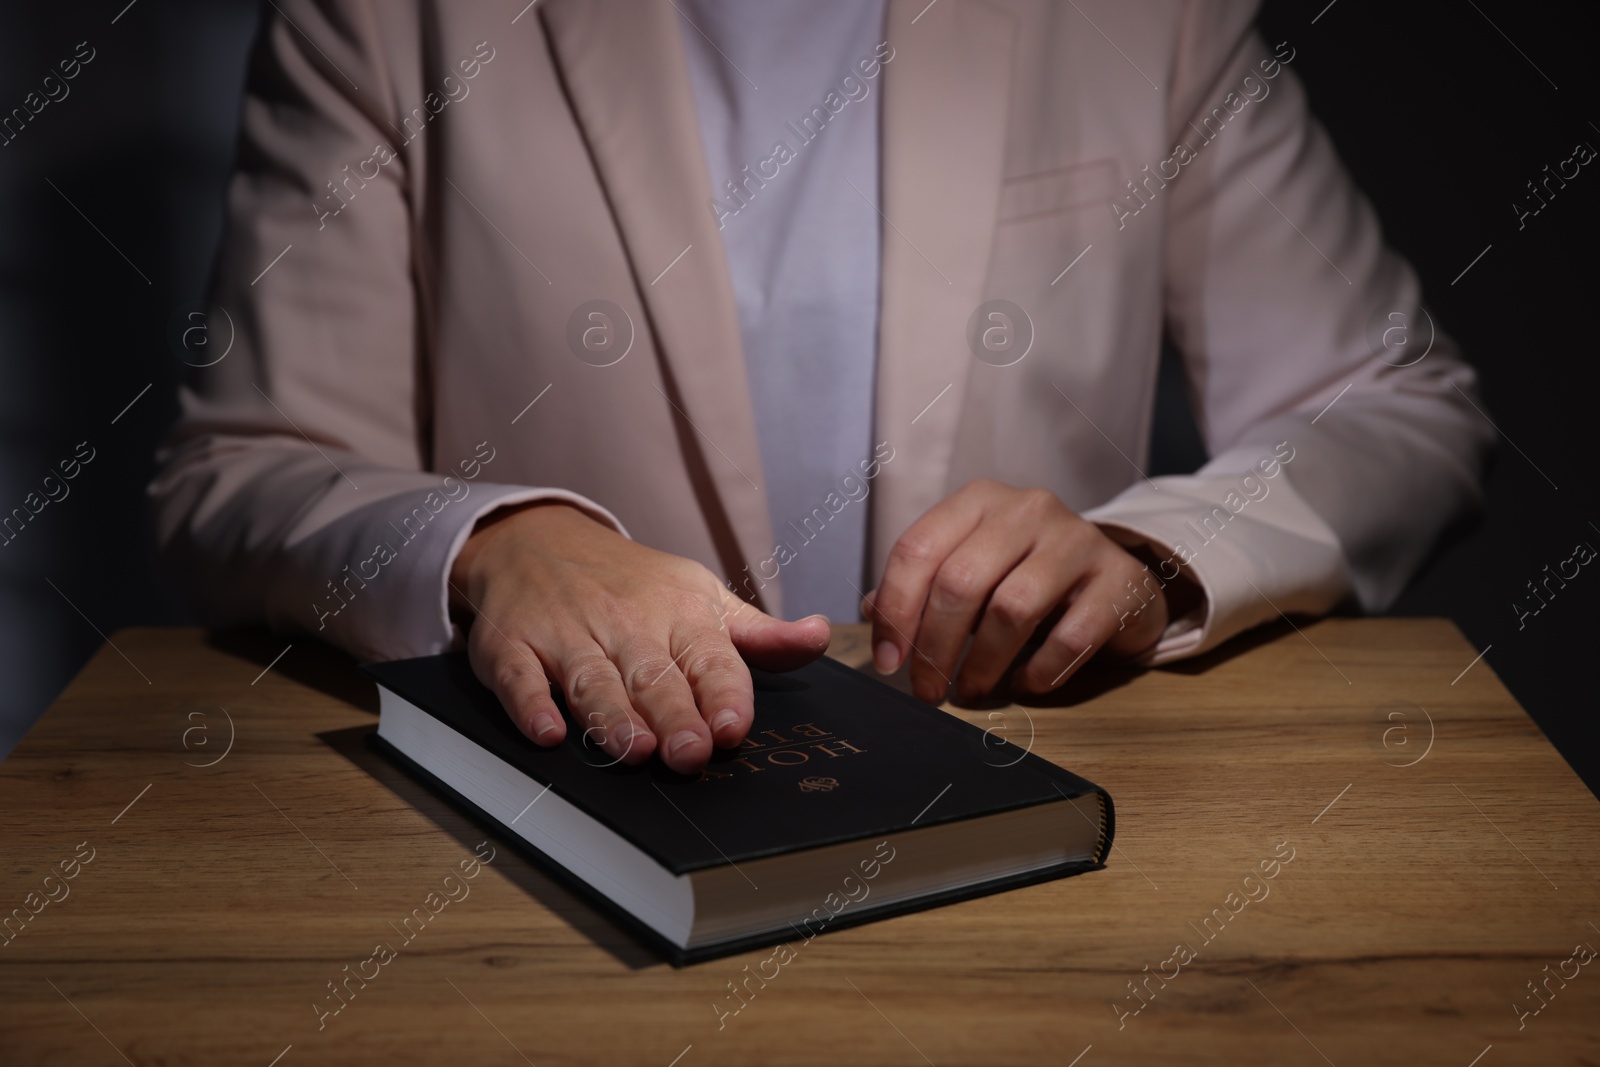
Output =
[
  {"x1": 668, "y1": 731, "x2": 702, "y2": 758},
  {"x1": 531, "y1": 714, "x2": 561, "y2": 744},
  {"x1": 612, "y1": 723, "x2": 646, "y2": 754},
  {"x1": 874, "y1": 640, "x2": 901, "y2": 673},
  {"x1": 710, "y1": 708, "x2": 741, "y2": 734}
]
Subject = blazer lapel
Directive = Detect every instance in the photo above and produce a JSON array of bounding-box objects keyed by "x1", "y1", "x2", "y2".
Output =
[
  {"x1": 869, "y1": 0, "x2": 1015, "y2": 583},
  {"x1": 540, "y1": 0, "x2": 783, "y2": 612}
]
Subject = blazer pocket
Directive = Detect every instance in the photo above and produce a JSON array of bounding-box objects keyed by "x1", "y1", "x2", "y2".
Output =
[{"x1": 996, "y1": 158, "x2": 1120, "y2": 224}]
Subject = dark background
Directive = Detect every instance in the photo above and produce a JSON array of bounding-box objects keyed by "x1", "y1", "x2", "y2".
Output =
[{"x1": 1, "y1": 2, "x2": 1593, "y2": 790}]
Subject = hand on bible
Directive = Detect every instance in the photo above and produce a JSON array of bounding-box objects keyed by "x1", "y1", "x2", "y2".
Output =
[
  {"x1": 862, "y1": 480, "x2": 1174, "y2": 703},
  {"x1": 449, "y1": 502, "x2": 831, "y2": 775}
]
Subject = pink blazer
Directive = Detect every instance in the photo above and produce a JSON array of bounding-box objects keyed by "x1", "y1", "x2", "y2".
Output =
[{"x1": 150, "y1": 0, "x2": 1491, "y2": 665}]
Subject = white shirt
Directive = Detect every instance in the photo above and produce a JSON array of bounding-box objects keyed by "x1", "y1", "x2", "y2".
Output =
[{"x1": 676, "y1": 0, "x2": 887, "y2": 621}]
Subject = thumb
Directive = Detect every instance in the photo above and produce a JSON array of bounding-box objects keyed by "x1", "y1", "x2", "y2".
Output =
[{"x1": 721, "y1": 594, "x2": 832, "y2": 671}]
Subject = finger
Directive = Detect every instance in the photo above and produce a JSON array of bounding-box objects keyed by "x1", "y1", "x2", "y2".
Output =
[
  {"x1": 554, "y1": 646, "x2": 655, "y2": 766},
  {"x1": 956, "y1": 547, "x2": 1083, "y2": 700},
  {"x1": 677, "y1": 629, "x2": 756, "y2": 748},
  {"x1": 1013, "y1": 575, "x2": 1110, "y2": 693},
  {"x1": 616, "y1": 643, "x2": 710, "y2": 774},
  {"x1": 721, "y1": 592, "x2": 831, "y2": 671},
  {"x1": 869, "y1": 484, "x2": 990, "y2": 675},
  {"x1": 912, "y1": 519, "x2": 1035, "y2": 703},
  {"x1": 467, "y1": 625, "x2": 565, "y2": 746},
  {"x1": 1015, "y1": 565, "x2": 1163, "y2": 692}
]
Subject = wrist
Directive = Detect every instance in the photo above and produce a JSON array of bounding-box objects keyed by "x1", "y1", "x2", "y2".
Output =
[
  {"x1": 448, "y1": 500, "x2": 598, "y2": 615},
  {"x1": 1120, "y1": 540, "x2": 1204, "y2": 626}
]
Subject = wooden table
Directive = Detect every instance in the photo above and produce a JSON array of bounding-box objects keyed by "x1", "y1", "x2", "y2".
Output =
[{"x1": 2, "y1": 619, "x2": 1597, "y2": 1065}]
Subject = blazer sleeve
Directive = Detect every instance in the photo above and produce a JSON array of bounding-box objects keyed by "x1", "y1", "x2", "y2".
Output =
[
  {"x1": 1083, "y1": 2, "x2": 1494, "y2": 662},
  {"x1": 147, "y1": 0, "x2": 624, "y2": 663}
]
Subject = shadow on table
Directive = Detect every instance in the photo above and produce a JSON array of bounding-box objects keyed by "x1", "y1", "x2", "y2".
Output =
[
  {"x1": 1152, "y1": 617, "x2": 1297, "y2": 676},
  {"x1": 315, "y1": 722, "x2": 663, "y2": 971},
  {"x1": 205, "y1": 627, "x2": 380, "y2": 714},
  {"x1": 837, "y1": 630, "x2": 1151, "y2": 711},
  {"x1": 951, "y1": 616, "x2": 1299, "y2": 711}
]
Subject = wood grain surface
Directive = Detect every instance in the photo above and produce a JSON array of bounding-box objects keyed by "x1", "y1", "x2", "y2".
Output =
[{"x1": 2, "y1": 619, "x2": 1597, "y2": 1066}]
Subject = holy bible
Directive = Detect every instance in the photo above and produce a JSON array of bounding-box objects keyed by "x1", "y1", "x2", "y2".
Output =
[{"x1": 365, "y1": 652, "x2": 1113, "y2": 965}]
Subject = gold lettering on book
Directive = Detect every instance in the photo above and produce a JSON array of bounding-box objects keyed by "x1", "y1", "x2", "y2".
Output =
[{"x1": 695, "y1": 725, "x2": 867, "y2": 783}]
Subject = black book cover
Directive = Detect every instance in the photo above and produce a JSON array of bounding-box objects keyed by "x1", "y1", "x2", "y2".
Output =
[{"x1": 363, "y1": 653, "x2": 1113, "y2": 963}]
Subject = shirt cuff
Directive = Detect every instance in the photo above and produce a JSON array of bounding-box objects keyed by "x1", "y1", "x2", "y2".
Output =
[{"x1": 1082, "y1": 449, "x2": 1350, "y2": 664}]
